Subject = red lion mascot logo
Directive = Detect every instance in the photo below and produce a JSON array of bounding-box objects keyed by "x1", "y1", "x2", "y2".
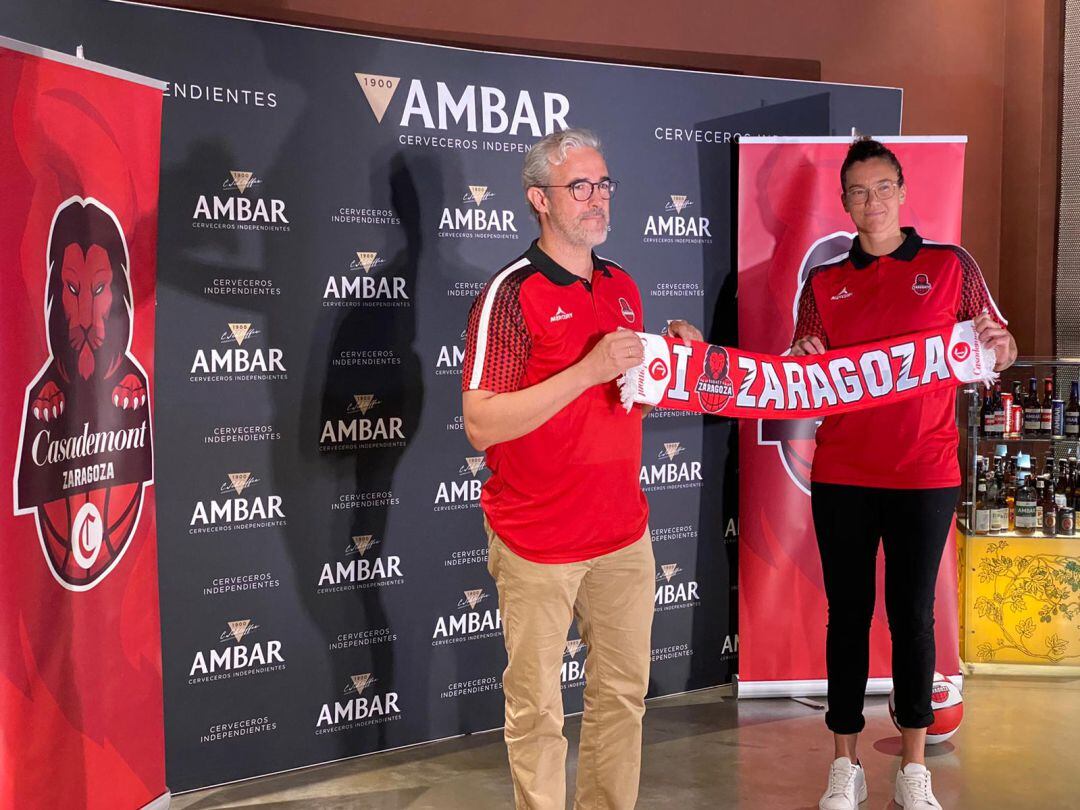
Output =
[
  {"x1": 14, "y1": 197, "x2": 154, "y2": 590},
  {"x1": 695, "y1": 345, "x2": 734, "y2": 413}
]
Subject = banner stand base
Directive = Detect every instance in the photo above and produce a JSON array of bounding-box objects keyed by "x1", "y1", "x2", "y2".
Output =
[
  {"x1": 735, "y1": 676, "x2": 893, "y2": 700},
  {"x1": 734, "y1": 674, "x2": 963, "y2": 699},
  {"x1": 141, "y1": 790, "x2": 171, "y2": 810}
]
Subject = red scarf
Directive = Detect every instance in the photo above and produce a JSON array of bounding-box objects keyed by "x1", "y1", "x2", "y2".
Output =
[{"x1": 619, "y1": 320, "x2": 996, "y2": 418}]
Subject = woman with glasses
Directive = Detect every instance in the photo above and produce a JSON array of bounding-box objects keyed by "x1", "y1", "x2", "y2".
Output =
[{"x1": 790, "y1": 139, "x2": 1016, "y2": 810}]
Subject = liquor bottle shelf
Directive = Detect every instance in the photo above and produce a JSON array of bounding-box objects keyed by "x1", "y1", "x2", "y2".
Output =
[
  {"x1": 973, "y1": 435, "x2": 1080, "y2": 444},
  {"x1": 957, "y1": 521, "x2": 1078, "y2": 540}
]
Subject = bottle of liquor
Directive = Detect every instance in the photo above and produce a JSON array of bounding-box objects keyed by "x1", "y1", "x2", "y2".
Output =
[
  {"x1": 1057, "y1": 458, "x2": 1070, "y2": 495},
  {"x1": 1010, "y1": 381, "x2": 1025, "y2": 438},
  {"x1": 1052, "y1": 393, "x2": 1066, "y2": 439},
  {"x1": 1024, "y1": 378, "x2": 1041, "y2": 437},
  {"x1": 992, "y1": 381, "x2": 1006, "y2": 438},
  {"x1": 979, "y1": 386, "x2": 992, "y2": 433},
  {"x1": 1043, "y1": 480, "x2": 1058, "y2": 536},
  {"x1": 1067, "y1": 382, "x2": 1080, "y2": 438},
  {"x1": 1060, "y1": 502, "x2": 1076, "y2": 536},
  {"x1": 1015, "y1": 471, "x2": 1039, "y2": 535},
  {"x1": 1006, "y1": 463, "x2": 1018, "y2": 531},
  {"x1": 1035, "y1": 477, "x2": 1045, "y2": 528},
  {"x1": 990, "y1": 471, "x2": 1008, "y2": 534},
  {"x1": 974, "y1": 477, "x2": 991, "y2": 534},
  {"x1": 1041, "y1": 377, "x2": 1055, "y2": 436}
]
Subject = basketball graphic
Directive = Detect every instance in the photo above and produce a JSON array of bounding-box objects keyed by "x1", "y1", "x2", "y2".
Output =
[{"x1": 13, "y1": 197, "x2": 154, "y2": 591}]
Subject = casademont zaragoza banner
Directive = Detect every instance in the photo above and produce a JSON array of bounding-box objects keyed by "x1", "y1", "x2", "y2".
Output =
[
  {"x1": 735, "y1": 137, "x2": 966, "y2": 697},
  {"x1": 0, "y1": 37, "x2": 167, "y2": 809}
]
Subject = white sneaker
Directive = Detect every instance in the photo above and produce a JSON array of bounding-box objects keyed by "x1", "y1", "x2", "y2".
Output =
[
  {"x1": 819, "y1": 756, "x2": 867, "y2": 809},
  {"x1": 894, "y1": 763, "x2": 943, "y2": 809}
]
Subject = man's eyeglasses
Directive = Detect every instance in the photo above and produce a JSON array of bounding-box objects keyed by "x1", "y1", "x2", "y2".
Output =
[
  {"x1": 535, "y1": 179, "x2": 619, "y2": 202},
  {"x1": 843, "y1": 179, "x2": 901, "y2": 205}
]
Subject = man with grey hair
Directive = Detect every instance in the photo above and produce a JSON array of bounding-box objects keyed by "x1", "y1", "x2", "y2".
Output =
[{"x1": 461, "y1": 128, "x2": 701, "y2": 809}]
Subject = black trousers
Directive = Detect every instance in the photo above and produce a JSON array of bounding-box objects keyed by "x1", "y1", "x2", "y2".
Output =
[{"x1": 810, "y1": 482, "x2": 958, "y2": 734}]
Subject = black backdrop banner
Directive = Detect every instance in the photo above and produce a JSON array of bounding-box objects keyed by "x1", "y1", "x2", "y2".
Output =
[{"x1": 1, "y1": 1, "x2": 901, "y2": 792}]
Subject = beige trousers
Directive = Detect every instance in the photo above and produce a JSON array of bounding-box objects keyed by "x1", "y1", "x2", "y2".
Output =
[{"x1": 485, "y1": 521, "x2": 656, "y2": 809}]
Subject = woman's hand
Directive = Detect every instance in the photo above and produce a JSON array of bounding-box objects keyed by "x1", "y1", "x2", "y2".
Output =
[
  {"x1": 667, "y1": 319, "x2": 704, "y2": 345},
  {"x1": 790, "y1": 335, "x2": 826, "y2": 356}
]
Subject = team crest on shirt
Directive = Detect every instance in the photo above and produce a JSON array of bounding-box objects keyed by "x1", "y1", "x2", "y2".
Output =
[{"x1": 912, "y1": 273, "x2": 932, "y2": 295}]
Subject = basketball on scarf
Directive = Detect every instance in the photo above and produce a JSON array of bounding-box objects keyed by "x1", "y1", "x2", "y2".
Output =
[{"x1": 888, "y1": 673, "x2": 963, "y2": 744}]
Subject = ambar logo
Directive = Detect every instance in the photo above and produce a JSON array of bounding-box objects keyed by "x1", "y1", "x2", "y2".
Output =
[
  {"x1": 435, "y1": 456, "x2": 488, "y2": 510},
  {"x1": 189, "y1": 471, "x2": 285, "y2": 534},
  {"x1": 225, "y1": 323, "x2": 255, "y2": 346},
  {"x1": 188, "y1": 618, "x2": 285, "y2": 682},
  {"x1": 643, "y1": 194, "x2": 712, "y2": 244},
  {"x1": 641, "y1": 442, "x2": 703, "y2": 490},
  {"x1": 667, "y1": 195, "x2": 692, "y2": 214},
  {"x1": 460, "y1": 456, "x2": 487, "y2": 477},
  {"x1": 433, "y1": 588, "x2": 502, "y2": 645},
  {"x1": 355, "y1": 73, "x2": 569, "y2": 136},
  {"x1": 355, "y1": 74, "x2": 401, "y2": 123},
  {"x1": 317, "y1": 531, "x2": 404, "y2": 593},
  {"x1": 435, "y1": 328, "x2": 467, "y2": 377},
  {"x1": 316, "y1": 673, "x2": 402, "y2": 732},
  {"x1": 465, "y1": 185, "x2": 495, "y2": 205},
  {"x1": 190, "y1": 324, "x2": 287, "y2": 383},
  {"x1": 439, "y1": 184, "x2": 518, "y2": 238},
  {"x1": 320, "y1": 393, "x2": 406, "y2": 451},
  {"x1": 350, "y1": 251, "x2": 386, "y2": 273},
  {"x1": 659, "y1": 442, "x2": 685, "y2": 461},
  {"x1": 221, "y1": 471, "x2": 259, "y2": 496},
  {"x1": 654, "y1": 563, "x2": 700, "y2": 610},
  {"x1": 459, "y1": 588, "x2": 488, "y2": 610},
  {"x1": 193, "y1": 172, "x2": 289, "y2": 231},
  {"x1": 222, "y1": 171, "x2": 260, "y2": 194},
  {"x1": 562, "y1": 638, "x2": 587, "y2": 686},
  {"x1": 656, "y1": 563, "x2": 683, "y2": 583},
  {"x1": 221, "y1": 618, "x2": 257, "y2": 643},
  {"x1": 344, "y1": 673, "x2": 377, "y2": 695},
  {"x1": 323, "y1": 250, "x2": 410, "y2": 307}
]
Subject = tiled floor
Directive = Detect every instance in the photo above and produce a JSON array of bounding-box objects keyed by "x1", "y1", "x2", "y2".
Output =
[{"x1": 171, "y1": 674, "x2": 1079, "y2": 808}]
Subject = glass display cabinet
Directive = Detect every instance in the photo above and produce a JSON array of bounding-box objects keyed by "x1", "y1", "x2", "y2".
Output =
[{"x1": 956, "y1": 357, "x2": 1080, "y2": 674}]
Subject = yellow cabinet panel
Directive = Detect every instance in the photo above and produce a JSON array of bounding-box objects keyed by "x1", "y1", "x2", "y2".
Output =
[{"x1": 962, "y1": 532, "x2": 1080, "y2": 666}]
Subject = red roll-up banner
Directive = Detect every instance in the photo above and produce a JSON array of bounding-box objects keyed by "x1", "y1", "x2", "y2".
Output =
[
  {"x1": 735, "y1": 137, "x2": 967, "y2": 696},
  {"x1": 0, "y1": 38, "x2": 167, "y2": 808}
]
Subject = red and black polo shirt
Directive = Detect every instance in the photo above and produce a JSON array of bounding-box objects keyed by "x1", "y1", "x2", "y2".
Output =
[
  {"x1": 462, "y1": 240, "x2": 649, "y2": 563},
  {"x1": 793, "y1": 226, "x2": 1006, "y2": 489}
]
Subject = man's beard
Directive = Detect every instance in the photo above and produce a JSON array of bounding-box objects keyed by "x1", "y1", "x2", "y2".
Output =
[{"x1": 548, "y1": 205, "x2": 609, "y2": 249}]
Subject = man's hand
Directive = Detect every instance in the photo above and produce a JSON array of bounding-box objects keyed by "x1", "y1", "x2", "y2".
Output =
[
  {"x1": 790, "y1": 335, "x2": 826, "y2": 356},
  {"x1": 667, "y1": 319, "x2": 704, "y2": 346},
  {"x1": 974, "y1": 313, "x2": 1017, "y2": 371},
  {"x1": 580, "y1": 328, "x2": 644, "y2": 385}
]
